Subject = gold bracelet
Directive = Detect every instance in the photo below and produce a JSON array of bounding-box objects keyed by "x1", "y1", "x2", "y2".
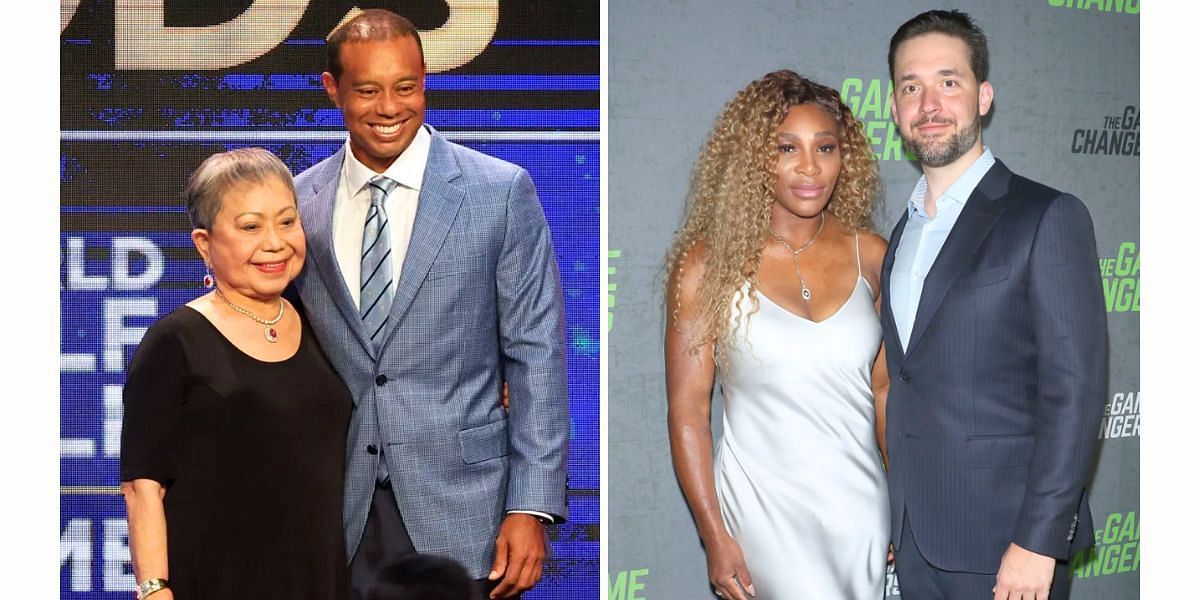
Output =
[{"x1": 136, "y1": 578, "x2": 169, "y2": 600}]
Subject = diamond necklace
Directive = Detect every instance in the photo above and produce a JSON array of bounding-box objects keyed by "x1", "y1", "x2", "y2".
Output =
[
  {"x1": 213, "y1": 287, "x2": 285, "y2": 343},
  {"x1": 769, "y1": 212, "x2": 825, "y2": 301}
]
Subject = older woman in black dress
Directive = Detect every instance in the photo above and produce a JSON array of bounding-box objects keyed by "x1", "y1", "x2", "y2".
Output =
[{"x1": 120, "y1": 148, "x2": 351, "y2": 600}]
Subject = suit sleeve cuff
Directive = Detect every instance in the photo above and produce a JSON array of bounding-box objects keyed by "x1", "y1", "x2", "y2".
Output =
[
  {"x1": 507, "y1": 509, "x2": 559, "y2": 524},
  {"x1": 1012, "y1": 511, "x2": 1078, "y2": 561}
]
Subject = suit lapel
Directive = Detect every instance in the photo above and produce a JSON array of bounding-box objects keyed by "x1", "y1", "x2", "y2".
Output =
[
  {"x1": 377, "y1": 130, "x2": 466, "y2": 347},
  {"x1": 904, "y1": 161, "x2": 1010, "y2": 357},
  {"x1": 301, "y1": 147, "x2": 379, "y2": 359},
  {"x1": 880, "y1": 210, "x2": 908, "y2": 361}
]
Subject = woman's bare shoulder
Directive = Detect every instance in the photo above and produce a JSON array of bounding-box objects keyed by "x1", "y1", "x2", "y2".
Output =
[{"x1": 859, "y1": 230, "x2": 888, "y2": 264}]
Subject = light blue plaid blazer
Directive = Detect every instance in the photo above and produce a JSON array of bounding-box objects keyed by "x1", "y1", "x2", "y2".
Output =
[{"x1": 293, "y1": 128, "x2": 570, "y2": 578}]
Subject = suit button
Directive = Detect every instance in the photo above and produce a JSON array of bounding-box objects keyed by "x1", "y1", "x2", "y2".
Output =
[
  {"x1": 375, "y1": 374, "x2": 387, "y2": 386},
  {"x1": 899, "y1": 371, "x2": 911, "y2": 383},
  {"x1": 366, "y1": 444, "x2": 378, "y2": 455}
]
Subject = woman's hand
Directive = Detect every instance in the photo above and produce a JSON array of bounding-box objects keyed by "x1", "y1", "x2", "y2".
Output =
[{"x1": 705, "y1": 534, "x2": 756, "y2": 599}]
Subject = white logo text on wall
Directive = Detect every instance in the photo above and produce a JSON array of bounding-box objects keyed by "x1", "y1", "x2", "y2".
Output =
[{"x1": 1099, "y1": 392, "x2": 1139, "y2": 440}]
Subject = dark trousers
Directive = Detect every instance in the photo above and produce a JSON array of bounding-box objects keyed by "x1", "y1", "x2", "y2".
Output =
[
  {"x1": 895, "y1": 513, "x2": 1073, "y2": 599},
  {"x1": 349, "y1": 482, "x2": 512, "y2": 600}
]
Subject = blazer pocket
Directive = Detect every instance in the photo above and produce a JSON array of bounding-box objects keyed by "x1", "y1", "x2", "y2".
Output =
[
  {"x1": 459, "y1": 418, "x2": 510, "y2": 464},
  {"x1": 952, "y1": 264, "x2": 1011, "y2": 290},
  {"x1": 966, "y1": 433, "x2": 1034, "y2": 468},
  {"x1": 426, "y1": 254, "x2": 488, "y2": 281}
]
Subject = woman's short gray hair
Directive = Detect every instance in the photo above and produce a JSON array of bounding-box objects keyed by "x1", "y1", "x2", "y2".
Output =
[{"x1": 184, "y1": 147, "x2": 296, "y2": 229}]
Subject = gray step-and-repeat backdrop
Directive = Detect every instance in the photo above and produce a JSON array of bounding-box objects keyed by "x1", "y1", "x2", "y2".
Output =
[{"x1": 607, "y1": 1, "x2": 1138, "y2": 598}]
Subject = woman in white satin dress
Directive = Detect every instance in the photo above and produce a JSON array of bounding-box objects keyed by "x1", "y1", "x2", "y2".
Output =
[{"x1": 665, "y1": 70, "x2": 891, "y2": 600}]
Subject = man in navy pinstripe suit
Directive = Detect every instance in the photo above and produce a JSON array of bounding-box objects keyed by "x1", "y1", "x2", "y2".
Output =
[
  {"x1": 880, "y1": 11, "x2": 1106, "y2": 599},
  {"x1": 291, "y1": 10, "x2": 568, "y2": 600}
]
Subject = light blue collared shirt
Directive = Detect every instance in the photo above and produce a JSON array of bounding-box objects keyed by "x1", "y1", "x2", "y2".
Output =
[{"x1": 890, "y1": 147, "x2": 996, "y2": 351}]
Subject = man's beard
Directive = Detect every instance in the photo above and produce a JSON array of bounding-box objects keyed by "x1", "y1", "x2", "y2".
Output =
[{"x1": 901, "y1": 115, "x2": 981, "y2": 167}]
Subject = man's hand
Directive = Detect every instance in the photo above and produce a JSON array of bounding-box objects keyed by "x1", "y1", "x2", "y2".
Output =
[
  {"x1": 487, "y1": 513, "x2": 547, "y2": 598},
  {"x1": 993, "y1": 543, "x2": 1055, "y2": 600}
]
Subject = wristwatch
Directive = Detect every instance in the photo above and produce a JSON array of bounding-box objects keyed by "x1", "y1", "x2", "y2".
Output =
[{"x1": 136, "y1": 578, "x2": 169, "y2": 599}]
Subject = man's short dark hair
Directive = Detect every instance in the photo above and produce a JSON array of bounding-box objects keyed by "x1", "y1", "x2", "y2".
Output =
[
  {"x1": 326, "y1": 9, "x2": 425, "y2": 81},
  {"x1": 888, "y1": 9, "x2": 989, "y2": 83}
]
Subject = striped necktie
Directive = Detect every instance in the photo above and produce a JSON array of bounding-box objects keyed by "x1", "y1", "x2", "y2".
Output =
[{"x1": 361, "y1": 176, "x2": 399, "y2": 348}]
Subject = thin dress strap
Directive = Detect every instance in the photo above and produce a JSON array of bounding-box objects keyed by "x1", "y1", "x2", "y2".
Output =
[{"x1": 854, "y1": 230, "x2": 862, "y2": 279}]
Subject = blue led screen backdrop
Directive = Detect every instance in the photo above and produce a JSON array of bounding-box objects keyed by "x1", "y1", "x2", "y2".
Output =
[{"x1": 60, "y1": 2, "x2": 599, "y2": 597}]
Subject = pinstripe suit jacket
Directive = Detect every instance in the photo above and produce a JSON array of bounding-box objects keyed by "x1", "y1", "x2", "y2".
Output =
[
  {"x1": 880, "y1": 160, "x2": 1107, "y2": 573},
  {"x1": 292, "y1": 129, "x2": 569, "y2": 579}
]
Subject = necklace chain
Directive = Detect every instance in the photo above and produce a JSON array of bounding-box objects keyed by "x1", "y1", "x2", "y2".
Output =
[
  {"x1": 214, "y1": 287, "x2": 285, "y2": 325},
  {"x1": 770, "y1": 211, "x2": 825, "y2": 256},
  {"x1": 769, "y1": 212, "x2": 825, "y2": 301},
  {"x1": 214, "y1": 287, "x2": 285, "y2": 343},
  {"x1": 213, "y1": 287, "x2": 285, "y2": 343}
]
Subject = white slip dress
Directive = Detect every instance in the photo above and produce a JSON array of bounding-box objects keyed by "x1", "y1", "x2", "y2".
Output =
[{"x1": 714, "y1": 232, "x2": 890, "y2": 599}]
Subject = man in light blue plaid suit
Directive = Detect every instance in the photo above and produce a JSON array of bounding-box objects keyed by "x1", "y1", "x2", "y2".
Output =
[{"x1": 291, "y1": 10, "x2": 569, "y2": 600}]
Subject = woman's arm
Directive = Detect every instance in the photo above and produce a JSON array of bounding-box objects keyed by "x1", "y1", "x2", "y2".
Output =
[
  {"x1": 119, "y1": 320, "x2": 188, "y2": 600},
  {"x1": 121, "y1": 479, "x2": 174, "y2": 600},
  {"x1": 665, "y1": 248, "x2": 754, "y2": 600},
  {"x1": 871, "y1": 336, "x2": 890, "y2": 470},
  {"x1": 863, "y1": 232, "x2": 891, "y2": 469}
]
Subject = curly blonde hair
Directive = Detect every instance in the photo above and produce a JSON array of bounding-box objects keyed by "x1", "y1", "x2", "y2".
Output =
[{"x1": 665, "y1": 70, "x2": 880, "y2": 361}]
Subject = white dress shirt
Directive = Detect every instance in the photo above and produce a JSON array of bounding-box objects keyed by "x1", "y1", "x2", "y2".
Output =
[
  {"x1": 332, "y1": 125, "x2": 431, "y2": 309},
  {"x1": 890, "y1": 147, "x2": 996, "y2": 351}
]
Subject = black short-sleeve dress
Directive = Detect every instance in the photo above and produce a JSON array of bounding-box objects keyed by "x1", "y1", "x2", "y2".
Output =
[{"x1": 120, "y1": 305, "x2": 352, "y2": 600}]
